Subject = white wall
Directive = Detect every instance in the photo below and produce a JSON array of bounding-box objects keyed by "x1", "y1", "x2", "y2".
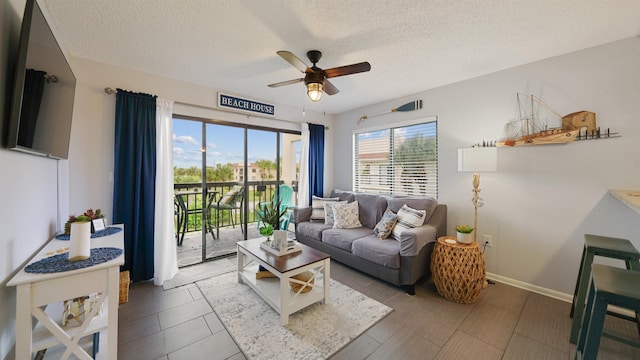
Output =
[{"x1": 334, "y1": 37, "x2": 640, "y2": 298}]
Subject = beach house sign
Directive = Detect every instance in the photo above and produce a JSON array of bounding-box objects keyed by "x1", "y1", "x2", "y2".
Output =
[{"x1": 218, "y1": 93, "x2": 275, "y2": 116}]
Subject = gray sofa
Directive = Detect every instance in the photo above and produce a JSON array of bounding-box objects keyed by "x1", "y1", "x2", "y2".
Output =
[{"x1": 294, "y1": 189, "x2": 447, "y2": 295}]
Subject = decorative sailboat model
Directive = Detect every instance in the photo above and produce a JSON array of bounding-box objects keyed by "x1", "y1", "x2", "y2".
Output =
[{"x1": 497, "y1": 93, "x2": 579, "y2": 146}]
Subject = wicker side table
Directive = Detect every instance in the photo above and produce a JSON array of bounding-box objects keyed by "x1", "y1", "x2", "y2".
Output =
[{"x1": 430, "y1": 236, "x2": 485, "y2": 303}]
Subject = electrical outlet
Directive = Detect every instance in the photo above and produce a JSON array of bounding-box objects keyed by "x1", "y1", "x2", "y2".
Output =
[{"x1": 483, "y1": 234, "x2": 493, "y2": 247}]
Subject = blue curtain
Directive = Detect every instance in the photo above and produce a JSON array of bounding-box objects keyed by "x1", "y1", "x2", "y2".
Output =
[
  {"x1": 308, "y1": 123, "x2": 325, "y2": 202},
  {"x1": 113, "y1": 89, "x2": 157, "y2": 282}
]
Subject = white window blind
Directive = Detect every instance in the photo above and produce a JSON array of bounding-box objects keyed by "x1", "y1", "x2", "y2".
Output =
[{"x1": 354, "y1": 120, "x2": 437, "y2": 198}]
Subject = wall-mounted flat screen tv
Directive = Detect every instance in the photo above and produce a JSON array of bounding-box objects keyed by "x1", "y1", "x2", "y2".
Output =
[{"x1": 5, "y1": 0, "x2": 76, "y2": 159}]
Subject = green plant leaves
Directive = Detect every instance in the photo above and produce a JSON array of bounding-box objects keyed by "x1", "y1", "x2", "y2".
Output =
[{"x1": 455, "y1": 225, "x2": 474, "y2": 233}]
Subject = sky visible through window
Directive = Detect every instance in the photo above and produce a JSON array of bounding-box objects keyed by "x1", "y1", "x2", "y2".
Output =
[{"x1": 172, "y1": 118, "x2": 300, "y2": 169}]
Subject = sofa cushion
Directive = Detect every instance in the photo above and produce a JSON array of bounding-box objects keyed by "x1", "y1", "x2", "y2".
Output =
[
  {"x1": 373, "y1": 209, "x2": 399, "y2": 239},
  {"x1": 351, "y1": 235, "x2": 401, "y2": 269},
  {"x1": 324, "y1": 201, "x2": 348, "y2": 226},
  {"x1": 390, "y1": 204, "x2": 426, "y2": 241},
  {"x1": 330, "y1": 189, "x2": 356, "y2": 202},
  {"x1": 322, "y1": 227, "x2": 372, "y2": 252},
  {"x1": 296, "y1": 221, "x2": 331, "y2": 241},
  {"x1": 387, "y1": 197, "x2": 438, "y2": 225},
  {"x1": 310, "y1": 196, "x2": 339, "y2": 222},
  {"x1": 333, "y1": 201, "x2": 363, "y2": 229},
  {"x1": 354, "y1": 193, "x2": 389, "y2": 228}
]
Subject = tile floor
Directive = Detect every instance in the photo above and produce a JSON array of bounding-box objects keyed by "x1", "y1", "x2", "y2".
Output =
[{"x1": 52, "y1": 257, "x2": 640, "y2": 359}]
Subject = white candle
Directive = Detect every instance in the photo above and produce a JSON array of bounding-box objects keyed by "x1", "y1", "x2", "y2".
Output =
[
  {"x1": 69, "y1": 221, "x2": 91, "y2": 261},
  {"x1": 274, "y1": 230, "x2": 287, "y2": 251}
]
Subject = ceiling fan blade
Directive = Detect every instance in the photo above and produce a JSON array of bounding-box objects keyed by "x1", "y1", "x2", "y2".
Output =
[
  {"x1": 276, "y1": 50, "x2": 309, "y2": 73},
  {"x1": 323, "y1": 62, "x2": 371, "y2": 79},
  {"x1": 268, "y1": 78, "x2": 304, "y2": 87},
  {"x1": 323, "y1": 79, "x2": 339, "y2": 95}
]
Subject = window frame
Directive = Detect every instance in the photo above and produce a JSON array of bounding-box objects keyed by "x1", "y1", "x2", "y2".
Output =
[{"x1": 352, "y1": 116, "x2": 438, "y2": 199}]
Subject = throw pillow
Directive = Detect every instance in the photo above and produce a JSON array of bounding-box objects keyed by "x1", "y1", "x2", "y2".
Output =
[
  {"x1": 390, "y1": 204, "x2": 426, "y2": 241},
  {"x1": 373, "y1": 209, "x2": 399, "y2": 239},
  {"x1": 333, "y1": 201, "x2": 363, "y2": 229},
  {"x1": 324, "y1": 201, "x2": 348, "y2": 226},
  {"x1": 310, "y1": 196, "x2": 339, "y2": 222}
]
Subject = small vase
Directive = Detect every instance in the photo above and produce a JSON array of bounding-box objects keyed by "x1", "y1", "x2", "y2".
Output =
[
  {"x1": 69, "y1": 221, "x2": 91, "y2": 261},
  {"x1": 457, "y1": 231, "x2": 473, "y2": 244}
]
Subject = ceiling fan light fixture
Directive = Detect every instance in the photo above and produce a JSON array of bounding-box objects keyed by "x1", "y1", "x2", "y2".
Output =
[
  {"x1": 269, "y1": 50, "x2": 371, "y2": 101},
  {"x1": 307, "y1": 82, "x2": 323, "y2": 102}
]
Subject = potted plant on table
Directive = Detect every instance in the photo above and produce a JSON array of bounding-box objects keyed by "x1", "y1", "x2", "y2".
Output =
[
  {"x1": 65, "y1": 208, "x2": 105, "y2": 234},
  {"x1": 256, "y1": 200, "x2": 287, "y2": 242},
  {"x1": 255, "y1": 200, "x2": 287, "y2": 278},
  {"x1": 64, "y1": 215, "x2": 92, "y2": 235},
  {"x1": 259, "y1": 224, "x2": 274, "y2": 241},
  {"x1": 455, "y1": 225, "x2": 474, "y2": 244}
]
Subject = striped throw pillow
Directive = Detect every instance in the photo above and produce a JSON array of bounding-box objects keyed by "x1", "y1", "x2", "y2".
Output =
[
  {"x1": 310, "y1": 196, "x2": 339, "y2": 222},
  {"x1": 390, "y1": 204, "x2": 426, "y2": 241}
]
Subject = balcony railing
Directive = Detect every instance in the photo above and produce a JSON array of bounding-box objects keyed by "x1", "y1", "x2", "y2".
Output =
[{"x1": 174, "y1": 180, "x2": 298, "y2": 234}]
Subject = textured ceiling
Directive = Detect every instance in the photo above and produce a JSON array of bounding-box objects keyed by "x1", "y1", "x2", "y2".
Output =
[{"x1": 40, "y1": 0, "x2": 640, "y2": 114}]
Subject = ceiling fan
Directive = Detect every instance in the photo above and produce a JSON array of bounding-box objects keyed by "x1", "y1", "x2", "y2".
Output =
[{"x1": 268, "y1": 50, "x2": 371, "y2": 102}]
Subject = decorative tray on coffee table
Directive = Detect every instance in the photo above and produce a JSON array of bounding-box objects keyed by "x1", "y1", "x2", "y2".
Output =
[{"x1": 260, "y1": 240, "x2": 302, "y2": 256}]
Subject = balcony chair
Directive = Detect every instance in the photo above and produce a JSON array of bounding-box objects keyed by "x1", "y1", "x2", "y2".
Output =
[
  {"x1": 174, "y1": 194, "x2": 188, "y2": 246},
  {"x1": 256, "y1": 184, "x2": 294, "y2": 231},
  {"x1": 206, "y1": 185, "x2": 244, "y2": 239}
]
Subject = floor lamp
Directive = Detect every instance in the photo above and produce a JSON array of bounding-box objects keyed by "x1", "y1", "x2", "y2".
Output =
[{"x1": 457, "y1": 147, "x2": 497, "y2": 243}]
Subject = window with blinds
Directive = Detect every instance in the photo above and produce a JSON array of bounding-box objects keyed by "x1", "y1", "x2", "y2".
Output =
[{"x1": 354, "y1": 120, "x2": 437, "y2": 198}]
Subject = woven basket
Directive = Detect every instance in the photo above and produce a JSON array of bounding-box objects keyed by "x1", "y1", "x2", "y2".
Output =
[
  {"x1": 119, "y1": 271, "x2": 130, "y2": 304},
  {"x1": 289, "y1": 271, "x2": 314, "y2": 293}
]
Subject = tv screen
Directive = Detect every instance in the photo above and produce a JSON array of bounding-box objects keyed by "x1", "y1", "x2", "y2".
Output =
[{"x1": 6, "y1": 0, "x2": 76, "y2": 159}]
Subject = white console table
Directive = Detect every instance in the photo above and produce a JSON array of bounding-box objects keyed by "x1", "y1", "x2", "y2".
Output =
[{"x1": 7, "y1": 225, "x2": 124, "y2": 360}]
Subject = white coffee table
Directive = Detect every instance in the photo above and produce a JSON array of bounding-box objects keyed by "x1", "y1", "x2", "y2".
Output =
[{"x1": 237, "y1": 238, "x2": 330, "y2": 325}]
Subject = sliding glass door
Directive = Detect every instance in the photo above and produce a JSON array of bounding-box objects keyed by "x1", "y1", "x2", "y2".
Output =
[
  {"x1": 173, "y1": 116, "x2": 300, "y2": 267},
  {"x1": 203, "y1": 123, "x2": 248, "y2": 261},
  {"x1": 173, "y1": 118, "x2": 206, "y2": 267}
]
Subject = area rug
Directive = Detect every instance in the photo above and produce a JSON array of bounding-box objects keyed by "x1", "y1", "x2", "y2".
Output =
[
  {"x1": 197, "y1": 271, "x2": 392, "y2": 360},
  {"x1": 163, "y1": 258, "x2": 236, "y2": 290}
]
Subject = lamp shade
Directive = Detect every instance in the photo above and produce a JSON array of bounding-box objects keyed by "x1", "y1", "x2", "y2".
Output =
[{"x1": 458, "y1": 147, "x2": 497, "y2": 172}]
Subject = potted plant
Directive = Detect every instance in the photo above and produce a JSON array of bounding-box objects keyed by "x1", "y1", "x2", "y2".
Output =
[
  {"x1": 256, "y1": 200, "x2": 287, "y2": 235},
  {"x1": 256, "y1": 200, "x2": 288, "y2": 252},
  {"x1": 64, "y1": 214, "x2": 92, "y2": 235},
  {"x1": 455, "y1": 225, "x2": 474, "y2": 244},
  {"x1": 259, "y1": 223, "x2": 274, "y2": 240},
  {"x1": 65, "y1": 209, "x2": 105, "y2": 234}
]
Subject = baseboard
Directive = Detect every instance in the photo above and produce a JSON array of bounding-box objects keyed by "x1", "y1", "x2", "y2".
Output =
[
  {"x1": 486, "y1": 272, "x2": 573, "y2": 303},
  {"x1": 486, "y1": 272, "x2": 635, "y2": 318}
]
